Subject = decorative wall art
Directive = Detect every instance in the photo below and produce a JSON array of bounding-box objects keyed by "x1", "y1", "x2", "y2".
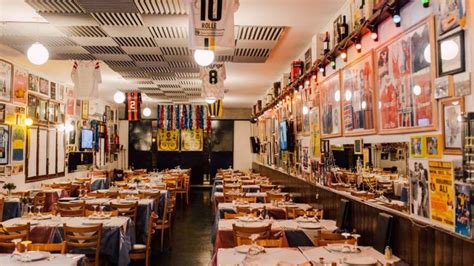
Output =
[
  {"x1": 0, "y1": 60, "x2": 12, "y2": 103},
  {"x1": 429, "y1": 160, "x2": 455, "y2": 229},
  {"x1": 434, "y1": 75, "x2": 453, "y2": 99},
  {"x1": 181, "y1": 129, "x2": 203, "y2": 151},
  {"x1": 11, "y1": 125, "x2": 25, "y2": 162},
  {"x1": 410, "y1": 135, "x2": 425, "y2": 158},
  {"x1": 436, "y1": 0, "x2": 466, "y2": 36},
  {"x1": 320, "y1": 71, "x2": 342, "y2": 138},
  {"x1": 39, "y1": 77, "x2": 49, "y2": 96},
  {"x1": 438, "y1": 30, "x2": 465, "y2": 76},
  {"x1": 409, "y1": 159, "x2": 430, "y2": 219},
  {"x1": 0, "y1": 125, "x2": 9, "y2": 164},
  {"x1": 158, "y1": 129, "x2": 180, "y2": 151},
  {"x1": 424, "y1": 134, "x2": 443, "y2": 158},
  {"x1": 309, "y1": 107, "x2": 321, "y2": 158},
  {"x1": 441, "y1": 97, "x2": 464, "y2": 154},
  {"x1": 12, "y1": 67, "x2": 28, "y2": 104},
  {"x1": 28, "y1": 74, "x2": 39, "y2": 92},
  {"x1": 453, "y1": 72, "x2": 471, "y2": 96}
]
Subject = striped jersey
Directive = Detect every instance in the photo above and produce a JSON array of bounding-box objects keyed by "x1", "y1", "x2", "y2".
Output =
[
  {"x1": 126, "y1": 92, "x2": 142, "y2": 121},
  {"x1": 200, "y1": 63, "x2": 226, "y2": 99},
  {"x1": 70, "y1": 61, "x2": 101, "y2": 100},
  {"x1": 186, "y1": 0, "x2": 239, "y2": 50}
]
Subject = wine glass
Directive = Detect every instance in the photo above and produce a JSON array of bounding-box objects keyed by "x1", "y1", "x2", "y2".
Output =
[
  {"x1": 99, "y1": 205, "x2": 106, "y2": 216},
  {"x1": 341, "y1": 232, "x2": 351, "y2": 251},
  {"x1": 92, "y1": 205, "x2": 98, "y2": 216},
  {"x1": 36, "y1": 206, "x2": 43, "y2": 216},
  {"x1": 351, "y1": 233, "x2": 361, "y2": 252},
  {"x1": 10, "y1": 238, "x2": 21, "y2": 257},
  {"x1": 27, "y1": 204, "x2": 33, "y2": 217}
]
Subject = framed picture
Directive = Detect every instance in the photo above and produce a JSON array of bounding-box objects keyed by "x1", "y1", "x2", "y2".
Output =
[
  {"x1": 438, "y1": 30, "x2": 465, "y2": 76},
  {"x1": 332, "y1": 15, "x2": 342, "y2": 47},
  {"x1": 441, "y1": 97, "x2": 464, "y2": 154},
  {"x1": 0, "y1": 125, "x2": 9, "y2": 164},
  {"x1": 28, "y1": 74, "x2": 39, "y2": 92},
  {"x1": 375, "y1": 16, "x2": 437, "y2": 134},
  {"x1": 434, "y1": 75, "x2": 453, "y2": 99},
  {"x1": 27, "y1": 94, "x2": 38, "y2": 121},
  {"x1": 0, "y1": 60, "x2": 13, "y2": 103},
  {"x1": 424, "y1": 134, "x2": 443, "y2": 158},
  {"x1": 354, "y1": 139, "x2": 363, "y2": 155},
  {"x1": 436, "y1": 0, "x2": 466, "y2": 36},
  {"x1": 37, "y1": 98, "x2": 48, "y2": 122},
  {"x1": 410, "y1": 135, "x2": 425, "y2": 158},
  {"x1": 453, "y1": 72, "x2": 471, "y2": 96},
  {"x1": 408, "y1": 159, "x2": 430, "y2": 218},
  {"x1": 341, "y1": 51, "x2": 376, "y2": 136},
  {"x1": 11, "y1": 125, "x2": 25, "y2": 162},
  {"x1": 58, "y1": 84, "x2": 65, "y2": 101},
  {"x1": 294, "y1": 93, "x2": 303, "y2": 132},
  {"x1": 81, "y1": 100, "x2": 89, "y2": 120},
  {"x1": 48, "y1": 102, "x2": 56, "y2": 122},
  {"x1": 0, "y1": 104, "x2": 5, "y2": 123},
  {"x1": 350, "y1": 0, "x2": 373, "y2": 31},
  {"x1": 50, "y1": 82, "x2": 56, "y2": 100},
  {"x1": 320, "y1": 71, "x2": 342, "y2": 138},
  {"x1": 309, "y1": 107, "x2": 321, "y2": 158},
  {"x1": 66, "y1": 87, "x2": 75, "y2": 116},
  {"x1": 12, "y1": 67, "x2": 28, "y2": 104},
  {"x1": 75, "y1": 99, "x2": 81, "y2": 117},
  {"x1": 39, "y1": 77, "x2": 49, "y2": 96}
]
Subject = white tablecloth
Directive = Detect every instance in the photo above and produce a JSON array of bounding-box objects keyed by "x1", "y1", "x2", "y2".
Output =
[
  {"x1": 299, "y1": 246, "x2": 400, "y2": 265},
  {"x1": 0, "y1": 254, "x2": 84, "y2": 266},
  {"x1": 217, "y1": 248, "x2": 309, "y2": 266}
]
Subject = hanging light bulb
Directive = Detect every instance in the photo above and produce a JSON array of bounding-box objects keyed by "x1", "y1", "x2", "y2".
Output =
[
  {"x1": 413, "y1": 85, "x2": 422, "y2": 96},
  {"x1": 330, "y1": 58, "x2": 336, "y2": 70},
  {"x1": 361, "y1": 101, "x2": 367, "y2": 110},
  {"x1": 312, "y1": 74, "x2": 317, "y2": 80},
  {"x1": 355, "y1": 36, "x2": 362, "y2": 53},
  {"x1": 298, "y1": 84, "x2": 303, "y2": 90},
  {"x1": 27, "y1": 42, "x2": 49, "y2": 65},
  {"x1": 392, "y1": 7, "x2": 401, "y2": 27},
  {"x1": 370, "y1": 25, "x2": 378, "y2": 41},
  {"x1": 113, "y1": 91, "x2": 125, "y2": 103},
  {"x1": 319, "y1": 64, "x2": 325, "y2": 73},
  {"x1": 25, "y1": 118, "x2": 33, "y2": 126},
  {"x1": 205, "y1": 96, "x2": 217, "y2": 104},
  {"x1": 194, "y1": 49, "x2": 215, "y2": 66},
  {"x1": 302, "y1": 106, "x2": 309, "y2": 115},
  {"x1": 305, "y1": 80, "x2": 310, "y2": 87},
  {"x1": 142, "y1": 107, "x2": 151, "y2": 117},
  {"x1": 341, "y1": 50, "x2": 348, "y2": 62}
]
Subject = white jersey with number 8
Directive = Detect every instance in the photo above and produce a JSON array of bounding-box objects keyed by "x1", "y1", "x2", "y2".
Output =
[{"x1": 200, "y1": 63, "x2": 226, "y2": 99}]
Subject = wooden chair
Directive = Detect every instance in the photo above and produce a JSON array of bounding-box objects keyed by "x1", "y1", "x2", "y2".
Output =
[
  {"x1": 259, "y1": 184, "x2": 275, "y2": 192},
  {"x1": 57, "y1": 201, "x2": 86, "y2": 217},
  {"x1": 109, "y1": 201, "x2": 138, "y2": 224},
  {"x1": 232, "y1": 223, "x2": 272, "y2": 246},
  {"x1": 237, "y1": 237, "x2": 284, "y2": 247},
  {"x1": 0, "y1": 197, "x2": 4, "y2": 222},
  {"x1": 235, "y1": 206, "x2": 259, "y2": 215},
  {"x1": 315, "y1": 231, "x2": 356, "y2": 247},
  {"x1": 86, "y1": 191, "x2": 106, "y2": 198},
  {"x1": 265, "y1": 193, "x2": 286, "y2": 203},
  {"x1": 223, "y1": 185, "x2": 242, "y2": 193},
  {"x1": 129, "y1": 212, "x2": 159, "y2": 266},
  {"x1": 290, "y1": 208, "x2": 324, "y2": 219},
  {"x1": 174, "y1": 174, "x2": 190, "y2": 205},
  {"x1": 33, "y1": 192, "x2": 46, "y2": 210},
  {"x1": 26, "y1": 242, "x2": 67, "y2": 254},
  {"x1": 223, "y1": 193, "x2": 240, "y2": 202},
  {"x1": 0, "y1": 223, "x2": 30, "y2": 252},
  {"x1": 85, "y1": 209, "x2": 118, "y2": 217},
  {"x1": 51, "y1": 182, "x2": 73, "y2": 195},
  {"x1": 155, "y1": 195, "x2": 171, "y2": 251},
  {"x1": 105, "y1": 190, "x2": 119, "y2": 198},
  {"x1": 140, "y1": 191, "x2": 161, "y2": 200},
  {"x1": 236, "y1": 196, "x2": 257, "y2": 203},
  {"x1": 63, "y1": 224, "x2": 102, "y2": 266}
]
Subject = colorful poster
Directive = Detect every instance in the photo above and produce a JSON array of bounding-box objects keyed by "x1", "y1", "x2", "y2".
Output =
[
  {"x1": 454, "y1": 183, "x2": 471, "y2": 237},
  {"x1": 11, "y1": 125, "x2": 25, "y2": 162},
  {"x1": 158, "y1": 129, "x2": 180, "y2": 151},
  {"x1": 0, "y1": 125, "x2": 9, "y2": 164},
  {"x1": 66, "y1": 87, "x2": 75, "y2": 116},
  {"x1": 376, "y1": 17, "x2": 436, "y2": 133},
  {"x1": 436, "y1": 0, "x2": 466, "y2": 35},
  {"x1": 39, "y1": 77, "x2": 49, "y2": 96},
  {"x1": 12, "y1": 67, "x2": 28, "y2": 104},
  {"x1": 27, "y1": 95, "x2": 38, "y2": 121},
  {"x1": 294, "y1": 93, "x2": 303, "y2": 132},
  {"x1": 181, "y1": 129, "x2": 203, "y2": 151},
  {"x1": 309, "y1": 107, "x2": 321, "y2": 158},
  {"x1": 320, "y1": 72, "x2": 341, "y2": 137},
  {"x1": 341, "y1": 51, "x2": 376, "y2": 135},
  {"x1": 409, "y1": 159, "x2": 430, "y2": 219},
  {"x1": 0, "y1": 60, "x2": 12, "y2": 102},
  {"x1": 429, "y1": 160, "x2": 455, "y2": 228}
]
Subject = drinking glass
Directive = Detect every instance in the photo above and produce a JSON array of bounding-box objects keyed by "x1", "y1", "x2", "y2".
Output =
[{"x1": 92, "y1": 205, "x2": 98, "y2": 216}]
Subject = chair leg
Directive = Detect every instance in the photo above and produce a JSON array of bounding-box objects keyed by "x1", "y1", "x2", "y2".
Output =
[
  {"x1": 160, "y1": 229, "x2": 165, "y2": 252},
  {"x1": 186, "y1": 192, "x2": 189, "y2": 205}
]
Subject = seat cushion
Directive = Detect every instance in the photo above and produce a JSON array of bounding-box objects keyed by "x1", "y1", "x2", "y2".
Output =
[{"x1": 132, "y1": 244, "x2": 146, "y2": 250}]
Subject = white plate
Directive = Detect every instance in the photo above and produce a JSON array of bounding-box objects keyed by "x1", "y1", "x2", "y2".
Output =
[
  {"x1": 82, "y1": 221, "x2": 103, "y2": 226},
  {"x1": 326, "y1": 244, "x2": 345, "y2": 252},
  {"x1": 237, "y1": 216, "x2": 259, "y2": 222},
  {"x1": 298, "y1": 223, "x2": 322, "y2": 230},
  {"x1": 345, "y1": 256, "x2": 378, "y2": 265},
  {"x1": 32, "y1": 215, "x2": 53, "y2": 220},
  {"x1": 19, "y1": 251, "x2": 51, "y2": 261},
  {"x1": 234, "y1": 245, "x2": 251, "y2": 254},
  {"x1": 236, "y1": 222, "x2": 269, "y2": 228},
  {"x1": 88, "y1": 216, "x2": 111, "y2": 220},
  {"x1": 59, "y1": 197, "x2": 78, "y2": 201}
]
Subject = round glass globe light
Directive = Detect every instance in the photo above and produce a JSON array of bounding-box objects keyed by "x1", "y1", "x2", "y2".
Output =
[
  {"x1": 114, "y1": 91, "x2": 125, "y2": 103},
  {"x1": 194, "y1": 49, "x2": 215, "y2": 66},
  {"x1": 142, "y1": 107, "x2": 151, "y2": 117},
  {"x1": 27, "y1": 42, "x2": 49, "y2": 65},
  {"x1": 205, "y1": 97, "x2": 217, "y2": 104}
]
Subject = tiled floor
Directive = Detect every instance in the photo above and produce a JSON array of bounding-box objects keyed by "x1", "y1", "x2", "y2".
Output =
[{"x1": 150, "y1": 190, "x2": 214, "y2": 266}]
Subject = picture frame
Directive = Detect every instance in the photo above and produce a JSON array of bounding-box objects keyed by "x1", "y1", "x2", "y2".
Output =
[
  {"x1": 453, "y1": 72, "x2": 471, "y2": 96},
  {"x1": 0, "y1": 124, "x2": 9, "y2": 165},
  {"x1": 28, "y1": 74, "x2": 39, "y2": 92},
  {"x1": 410, "y1": 135, "x2": 425, "y2": 158},
  {"x1": 434, "y1": 75, "x2": 454, "y2": 99},
  {"x1": 38, "y1": 77, "x2": 49, "y2": 97},
  {"x1": 27, "y1": 94, "x2": 38, "y2": 121},
  {"x1": 341, "y1": 50, "x2": 377, "y2": 136},
  {"x1": 37, "y1": 98, "x2": 48, "y2": 122},
  {"x1": 441, "y1": 97, "x2": 464, "y2": 154},
  {"x1": 0, "y1": 104, "x2": 5, "y2": 123},
  {"x1": 0, "y1": 59, "x2": 13, "y2": 103},
  {"x1": 438, "y1": 30, "x2": 465, "y2": 76},
  {"x1": 424, "y1": 134, "x2": 443, "y2": 158},
  {"x1": 332, "y1": 15, "x2": 342, "y2": 48},
  {"x1": 436, "y1": 0, "x2": 466, "y2": 36},
  {"x1": 319, "y1": 71, "x2": 342, "y2": 138},
  {"x1": 375, "y1": 16, "x2": 437, "y2": 134},
  {"x1": 350, "y1": 0, "x2": 373, "y2": 31},
  {"x1": 12, "y1": 66, "x2": 28, "y2": 104},
  {"x1": 81, "y1": 100, "x2": 89, "y2": 120},
  {"x1": 354, "y1": 139, "x2": 363, "y2": 155},
  {"x1": 50, "y1": 82, "x2": 56, "y2": 100},
  {"x1": 294, "y1": 93, "x2": 303, "y2": 132}
]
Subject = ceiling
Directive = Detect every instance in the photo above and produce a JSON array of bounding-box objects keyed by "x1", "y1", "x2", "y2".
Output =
[{"x1": 0, "y1": 0, "x2": 344, "y2": 107}]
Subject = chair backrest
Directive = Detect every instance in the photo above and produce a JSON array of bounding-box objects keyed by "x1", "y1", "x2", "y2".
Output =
[
  {"x1": 0, "y1": 197, "x2": 4, "y2": 222},
  {"x1": 146, "y1": 212, "x2": 159, "y2": 251},
  {"x1": 105, "y1": 191, "x2": 119, "y2": 198},
  {"x1": 109, "y1": 201, "x2": 138, "y2": 223},
  {"x1": 33, "y1": 192, "x2": 46, "y2": 209},
  {"x1": 232, "y1": 223, "x2": 272, "y2": 246},
  {"x1": 316, "y1": 237, "x2": 356, "y2": 246},
  {"x1": 237, "y1": 237, "x2": 284, "y2": 247},
  {"x1": 237, "y1": 196, "x2": 257, "y2": 203},
  {"x1": 0, "y1": 223, "x2": 30, "y2": 252},
  {"x1": 27, "y1": 242, "x2": 66, "y2": 254},
  {"x1": 87, "y1": 192, "x2": 106, "y2": 198},
  {"x1": 63, "y1": 223, "x2": 102, "y2": 266},
  {"x1": 265, "y1": 193, "x2": 286, "y2": 203},
  {"x1": 291, "y1": 208, "x2": 324, "y2": 219},
  {"x1": 373, "y1": 212, "x2": 393, "y2": 253},
  {"x1": 57, "y1": 201, "x2": 86, "y2": 217},
  {"x1": 85, "y1": 209, "x2": 118, "y2": 217},
  {"x1": 140, "y1": 191, "x2": 161, "y2": 200}
]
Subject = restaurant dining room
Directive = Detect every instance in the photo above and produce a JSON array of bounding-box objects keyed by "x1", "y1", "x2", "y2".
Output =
[{"x1": 0, "y1": 0, "x2": 474, "y2": 265}]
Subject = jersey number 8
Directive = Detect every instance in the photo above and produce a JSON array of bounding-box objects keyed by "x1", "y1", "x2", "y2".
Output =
[{"x1": 209, "y1": 70, "x2": 218, "y2": 84}]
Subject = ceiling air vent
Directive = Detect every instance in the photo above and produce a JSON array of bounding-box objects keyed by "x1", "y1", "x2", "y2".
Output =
[
  {"x1": 160, "y1": 47, "x2": 191, "y2": 56},
  {"x1": 113, "y1": 37, "x2": 157, "y2": 47},
  {"x1": 134, "y1": 0, "x2": 187, "y2": 15},
  {"x1": 234, "y1": 48, "x2": 270, "y2": 58},
  {"x1": 168, "y1": 61, "x2": 198, "y2": 69},
  {"x1": 103, "y1": 60, "x2": 137, "y2": 68},
  {"x1": 237, "y1": 26, "x2": 284, "y2": 41},
  {"x1": 55, "y1": 53, "x2": 96, "y2": 60},
  {"x1": 25, "y1": 0, "x2": 84, "y2": 13},
  {"x1": 174, "y1": 72, "x2": 199, "y2": 79},
  {"x1": 130, "y1": 54, "x2": 164, "y2": 62},
  {"x1": 149, "y1": 26, "x2": 187, "y2": 39},
  {"x1": 83, "y1": 45, "x2": 125, "y2": 54},
  {"x1": 92, "y1": 12, "x2": 143, "y2": 26},
  {"x1": 58, "y1": 26, "x2": 107, "y2": 37},
  {"x1": 144, "y1": 67, "x2": 172, "y2": 73}
]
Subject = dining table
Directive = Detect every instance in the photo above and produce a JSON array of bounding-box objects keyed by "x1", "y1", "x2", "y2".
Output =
[
  {"x1": 217, "y1": 247, "x2": 309, "y2": 266},
  {"x1": 1, "y1": 216, "x2": 134, "y2": 266},
  {"x1": 0, "y1": 253, "x2": 85, "y2": 266},
  {"x1": 2, "y1": 197, "x2": 21, "y2": 221},
  {"x1": 299, "y1": 246, "x2": 400, "y2": 265}
]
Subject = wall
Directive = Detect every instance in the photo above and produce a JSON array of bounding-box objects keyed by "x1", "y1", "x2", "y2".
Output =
[{"x1": 233, "y1": 121, "x2": 252, "y2": 171}]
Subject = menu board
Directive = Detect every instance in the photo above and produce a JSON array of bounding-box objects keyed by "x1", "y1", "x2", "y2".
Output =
[{"x1": 428, "y1": 160, "x2": 455, "y2": 229}]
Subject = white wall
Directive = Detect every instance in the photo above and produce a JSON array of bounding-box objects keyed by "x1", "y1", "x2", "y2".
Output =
[{"x1": 233, "y1": 121, "x2": 252, "y2": 171}]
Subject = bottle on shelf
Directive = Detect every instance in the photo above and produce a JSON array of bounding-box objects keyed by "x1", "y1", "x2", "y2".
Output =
[
  {"x1": 323, "y1": 31, "x2": 330, "y2": 55},
  {"x1": 339, "y1": 15, "x2": 349, "y2": 40}
]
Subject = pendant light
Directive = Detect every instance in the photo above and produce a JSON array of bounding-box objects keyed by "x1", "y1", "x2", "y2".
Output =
[
  {"x1": 194, "y1": 49, "x2": 215, "y2": 66},
  {"x1": 114, "y1": 91, "x2": 125, "y2": 103},
  {"x1": 142, "y1": 107, "x2": 151, "y2": 117},
  {"x1": 27, "y1": 42, "x2": 49, "y2": 65}
]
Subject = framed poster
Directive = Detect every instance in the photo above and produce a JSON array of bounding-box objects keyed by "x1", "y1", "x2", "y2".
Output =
[
  {"x1": 332, "y1": 15, "x2": 342, "y2": 47},
  {"x1": 441, "y1": 97, "x2": 464, "y2": 154},
  {"x1": 436, "y1": 0, "x2": 466, "y2": 36},
  {"x1": 302, "y1": 103, "x2": 310, "y2": 135},
  {"x1": 428, "y1": 160, "x2": 455, "y2": 229},
  {"x1": 158, "y1": 129, "x2": 180, "y2": 151},
  {"x1": 181, "y1": 129, "x2": 203, "y2": 151},
  {"x1": 319, "y1": 71, "x2": 342, "y2": 138},
  {"x1": 350, "y1": 0, "x2": 373, "y2": 31},
  {"x1": 409, "y1": 159, "x2": 430, "y2": 219},
  {"x1": 28, "y1": 74, "x2": 39, "y2": 92},
  {"x1": 27, "y1": 95, "x2": 38, "y2": 121},
  {"x1": 294, "y1": 93, "x2": 303, "y2": 132},
  {"x1": 309, "y1": 107, "x2": 321, "y2": 158},
  {"x1": 50, "y1": 82, "x2": 56, "y2": 100},
  {"x1": 354, "y1": 139, "x2": 363, "y2": 154},
  {"x1": 453, "y1": 72, "x2": 471, "y2": 96},
  {"x1": 11, "y1": 125, "x2": 25, "y2": 162},
  {"x1": 410, "y1": 135, "x2": 425, "y2": 158},
  {"x1": 434, "y1": 75, "x2": 453, "y2": 99},
  {"x1": 38, "y1": 77, "x2": 49, "y2": 96},
  {"x1": 81, "y1": 100, "x2": 89, "y2": 120},
  {"x1": 438, "y1": 30, "x2": 465, "y2": 76},
  {"x1": 66, "y1": 87, "x2": 75, "y2": 116},
  {"x1": 424, "y1": 134, "x2": 443, "y2": 158},
  {"x1": 454, "y1": 183, "x2": 471, "y2": 238},
  {"x1": 341, "y1": 51, "x2": 376, "y2": 136},
  {"x1": 0, "y1": 104, "x2": 5, "y2": 123},
  {"x1": 48, "y1": 102, "x2": 56, "y2": 122},
  {"x1": 75, "y1": 99, "x2": 81, "y2": 117},
  {"x1": 375, "y1": 16, "x2": 437, "y2": 134},
  {"x1": 0, "y1": 125, "x2": 9, "y2": 164},
  {"x1": 37, "y1": 98, "x2": 48, "y2": 122},
  {"x1": 0, "y1": 60, "x2": 13, "y2": 103},
  {"x1": 12, "y1": 67, "x2": 28, "y2": 104},
  {"x1": 58, "y1": 84, "x2": 65, "y2": 101}
]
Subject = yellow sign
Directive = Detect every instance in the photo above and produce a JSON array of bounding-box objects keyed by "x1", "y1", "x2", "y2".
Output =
[
  {"x1": 158, "y1": 129, "x2": 180, "y2": 151},
  {"x1": 181, "y1": 129, "x2": 203, "y2": 151},
  {"x1": 428, "y1": 160, "x2": 455, "y2": 229},
  {"x1": 309, "y1": 107, "x2": 321, "y2": 158}
]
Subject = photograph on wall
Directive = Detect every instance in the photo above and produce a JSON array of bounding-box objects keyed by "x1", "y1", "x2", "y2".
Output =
[
  {"x1": 0, "y1": 125, "x2": 9, "y2": 165},
  {"x1": 66, "y1": 87, "x2": 75, "y2": 116},
  {"x1": 28, "y1": 73, "x2": 39, "y2": 92},
  {"x1": 320, "y1": 72, "x2": 341, "y2": 138},
  {"x1": 0, "y1": 104, "x2": 5, "y2": 123},
  {"x1": 453, "y1": 72, "x2": 471, "y2": 96},
  {"x1": 376, "y1": 17, "x2": 436, "y2": 134},
  {"x1": 12, "y1": 67, "x2": 28, "y2": 104},
  {"x1": 302, "y1": 104, "x2": 310, "y2": 135},
  {"x1": 341, "y1": 51, "x2": 376, "y2": 135},
  {"x1": 309, "y1": 107, "x2": 321, "y2": 158},
  {"x1": 81, "y1": 100, "x2": 89, "y2": 120},
  {"x1": 434, "y1": 75, "x2": 453, "y2": 99},
  {"x1": 181, "y1": 129, "x2": 203, "y2": 151},
  {"x1": 50, "y1": 82, "x2": 56, "y2": 100},
  {"x1": 27, "y1": 95, "x2": 38, "y2": 121},
  {"x1": 429, "y1": 160, "x2": 455, "y2": 229},
  {"x1": 0, "y1": 60, "x2": 12, "y2": 103},
  {"x1": 294, "y1": 93, "x2": 303, "y2": 132},
  {"x1": 38, "y1": 77, "x2": 49, "y2": 96},
  {"x1": 37, "y1": 98, "x2": 47, "y2": 122},
  {"x1": 158, "y1": 129, "x2": 180, "y2": 151},
  {"x1": 424, "y1": 134, "x2": 443, "y2": 158},
  {"x1": 354, "y1": 139, "x2": 363, "y2": 155},
  {"x1": 438, "y1": 30, "x2": 465, "y2": 76},
  {"x1": 301, "y1": 137, "x2": 310, "y2": 173},
  {"x1": 58, "y1": 84, "x2": 65, "y2": 101},
  {"x1": 75, "y1": 99, "x2": 82, "y2": 117},
  {"x1": 441, "y1": 97, "x2": 464, "y2": 154},
  {"x1": 436, "y1": 0, "x2": 466, "y2": 36},
  {"x1": 454, "y1": 183, "x2": 471, "y2": 238},
  {"x1": 279, "y1": 120, "x2": 288, "y2": 150},
  {"x1": 350, "y1": 0, "x2": 373, "y2": 31},
  {"x1": 410, "y1": 136, "x2": 425, "y2": 158},
  {"x1": 68, "y1": 120, "x2": 76, "y2": 145},
  {"x1": 409, "y1": 159, "x2": 430, "y2": 219},
  {"x1": 11, "y1": 125, "x2": 25, "y2": 162}
]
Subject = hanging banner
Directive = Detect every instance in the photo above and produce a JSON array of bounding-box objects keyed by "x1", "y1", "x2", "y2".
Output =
[
  {"x1": 208, "y1": 100, "x2": 223, "y2": 117},
  {"x1": 454, "y1": 183, "x2": 472, "y2": 238},
  {"x1": 428, "y1": 160, "x2": 455, "y2": 229},
  {"x1": 181, "y1": 129, "x2": 203, "y2": 151},
  {"x1": 157, "y1": 129, "x2": 180, "y2": 151},
  {"x1": 126, "y1": 92, "x2": 142, "y2": 121}
]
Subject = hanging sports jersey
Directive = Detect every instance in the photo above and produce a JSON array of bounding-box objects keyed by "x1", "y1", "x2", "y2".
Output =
[
  {"x1": 71, "y1": 61, "x2": 102, "y2": 100},
  {"x1": 200, "y1": 63, "x2": 226, "y2": 99},
  {"x1": 126, "y1": 92, "x2": 142, "y2": 121},
  {"x1": 186, "y1": 0, "x2": 240, "y2": 50},
  {"x1": 208, "y1": 99, "x2": 223, "y2": 117}
]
